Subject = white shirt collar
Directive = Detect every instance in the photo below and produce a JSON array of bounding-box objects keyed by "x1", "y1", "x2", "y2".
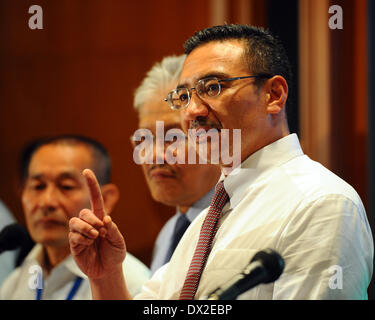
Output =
[
  {"x1": 222, "y1": 133, "x2": 304, "y2": 209},
  {"x1": 184, "y1": 187, "x2": 216, "y2": 222}
]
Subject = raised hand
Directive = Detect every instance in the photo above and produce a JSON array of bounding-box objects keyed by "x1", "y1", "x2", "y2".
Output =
[{"x1": 69, "y1": 169, "x2": 126, "y2": 279}]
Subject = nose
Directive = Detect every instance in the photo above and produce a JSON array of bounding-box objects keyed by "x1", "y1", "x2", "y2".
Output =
[
  {"x1": 181, "y1": 91, "x2": 209, "y2": 130},
  {"x1": 152, "y1": 136, "x2": 167, "y2": 165},
  {"x1": 187, "y1": 90, "x2": 209, "y2": 119},
  {"x1": 39, "y1": 185, "x2": 59, "y2": 214}
]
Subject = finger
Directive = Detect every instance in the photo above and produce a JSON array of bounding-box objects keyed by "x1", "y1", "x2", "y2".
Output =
[
  {"x1": 69, "y1": 216, "x2": 100, "y2": 240},
  {"x1": 79, "y1": 208, "x2": 104, "y2": 230},
  {"x1": 69, "y1": 230, "x2": 96, "y2": 247},
  {"x1": 83, "y1": 168, "x2": 106, "y2": 220}
]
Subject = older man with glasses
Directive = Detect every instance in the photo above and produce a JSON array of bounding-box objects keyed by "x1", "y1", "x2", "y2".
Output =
[
  {"x1": 68, "y1": 24, "x2": 373, "y2": 300},
  {"x1": 131, "y1": 55, "x2": 221, "y2": 275}
]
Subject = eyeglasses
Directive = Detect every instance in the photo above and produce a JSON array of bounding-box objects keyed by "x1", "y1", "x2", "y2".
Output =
[{"x1": 164, "y1": 74, "x2": 272, "y2": 110}]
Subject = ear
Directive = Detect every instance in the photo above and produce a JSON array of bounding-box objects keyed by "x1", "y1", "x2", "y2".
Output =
[
  {"x1": 100, "y1": 183, "x2": 120, "y2": 215},
  {"x1": 265, "y1": 76, "x2": 288, "y2": 115}
]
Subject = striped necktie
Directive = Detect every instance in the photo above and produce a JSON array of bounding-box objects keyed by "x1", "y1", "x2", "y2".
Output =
[{"x1": 179, "y1": 181, "x2": 229, "y2": 300}]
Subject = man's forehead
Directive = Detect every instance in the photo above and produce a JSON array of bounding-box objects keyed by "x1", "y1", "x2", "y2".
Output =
[
  {"x1": 28, "y1": 170, "x2": 81, "y2": 180},
  {"x1": 29, "y1": 144, "x2": 92, "y2": 175},
  {"x1": 179, "y1": 39, "x2": 246, "y2": 85}
]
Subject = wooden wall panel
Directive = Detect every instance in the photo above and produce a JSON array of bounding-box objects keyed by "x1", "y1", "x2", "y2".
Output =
[
  {"x1": 299, "y1": 0, "x2": 331, "y2": 168},
  {"x1": 299, "y1": 0, "x2": 368, "y2": 209},
  {"x1": 329, "y1": 0, "x2": 368, "y2": 207}
]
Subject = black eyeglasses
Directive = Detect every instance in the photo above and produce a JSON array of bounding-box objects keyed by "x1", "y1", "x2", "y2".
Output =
[{"x1": 164, "y1": 74, "x2": 272, "y2": 110}]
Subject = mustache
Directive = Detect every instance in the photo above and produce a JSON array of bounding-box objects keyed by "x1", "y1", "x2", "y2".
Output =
[
  {"x1": 190, "y1": 117, "x2": 222, "y2": 130},
  {"x1": 147, "y1": 163, "x2": 177, "y2": 176}
]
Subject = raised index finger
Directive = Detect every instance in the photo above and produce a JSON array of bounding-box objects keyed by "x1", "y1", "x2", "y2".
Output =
[{"x1": 83, "y1": 168, "x2": 106, "y2": 220}]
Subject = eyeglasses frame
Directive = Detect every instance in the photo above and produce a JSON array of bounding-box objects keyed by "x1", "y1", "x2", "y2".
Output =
[{"x1": 164, "y1": 73, "x2": 273, "y2": 110}]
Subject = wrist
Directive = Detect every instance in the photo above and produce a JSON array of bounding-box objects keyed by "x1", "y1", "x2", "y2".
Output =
[
  {"x1": 89, "y1": 268, "x2": 132, "y2": 300},
  {"x1": 90, "y1": 266, "x2": 124, "y2": 282}
]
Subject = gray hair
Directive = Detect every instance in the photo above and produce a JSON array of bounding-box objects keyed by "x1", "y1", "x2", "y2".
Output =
[{"x1": 133, "y1": 54, "x2": 186, "y2": 111}]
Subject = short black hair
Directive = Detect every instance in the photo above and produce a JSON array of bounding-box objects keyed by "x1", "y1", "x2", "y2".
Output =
[
  {"x1": 184, "y1": 24, "x2": 293, "y2": 95},
  {"x1": 20, "y1": 135, "x2": 112, "y2": 186}
]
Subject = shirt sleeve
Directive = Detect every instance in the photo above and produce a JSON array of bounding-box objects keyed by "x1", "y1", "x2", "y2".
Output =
[
  {"x1": 122, "y1": 253, "x2": 151, "y2": 297},
  {"x1": 133, "y1": 263, "x2": 170, "y2": 299},
  {"x1": 273, "y1": 194, "x2": 373, "y2": 299}
]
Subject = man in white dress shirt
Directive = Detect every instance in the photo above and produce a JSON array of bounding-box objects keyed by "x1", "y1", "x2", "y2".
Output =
[
  {"x1": 0, "y1": 135, "x2": 149, "y2": 299},
  {"x1": 68, "y1": 24, "x2": 373, "y2": 299},
  {"x1": 132, "y1": 55, "x2": 221, "y2": 274}
]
